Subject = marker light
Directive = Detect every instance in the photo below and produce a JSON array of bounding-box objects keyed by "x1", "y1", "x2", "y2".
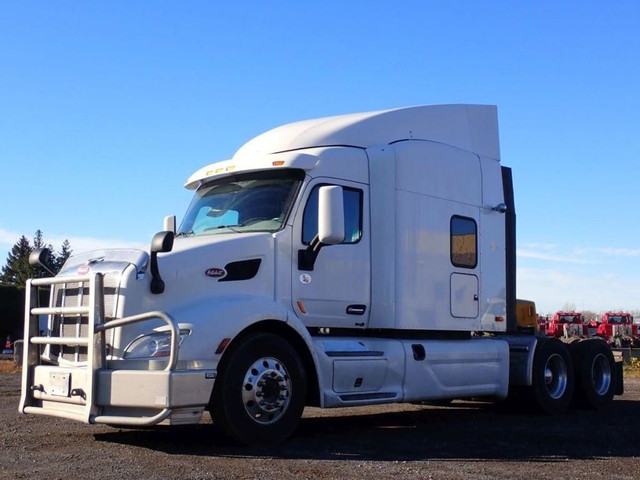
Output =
[
  {"x1": 215, "y1": 338, "x2": 231, "y2": 355},
  {"x1": 297, "y1": 301, "x2": 306, "y2": 314}
]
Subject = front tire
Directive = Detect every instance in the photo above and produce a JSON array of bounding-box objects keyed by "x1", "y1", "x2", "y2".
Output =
[
  {"x1": 530, "y1": 338, "x2": 575, "y2": 414},
  {"x1": 211, "y1": 332, "x2": 307, "y2": 444}
]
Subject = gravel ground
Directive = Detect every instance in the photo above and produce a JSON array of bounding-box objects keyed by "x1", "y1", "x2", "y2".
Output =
[{"x1": 2, "y1": 368, "x2": 640, "y2": 480}]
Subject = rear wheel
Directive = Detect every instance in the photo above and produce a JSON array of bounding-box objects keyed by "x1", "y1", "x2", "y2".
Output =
[
  {"x1": 530, "y1": 338, "x2": 574, "y2": 414},
  {"x1": 570, "y1": 339, "x2": 615, "y2": 410},
  {"x1": 211, "y1": 332, "x2": 307, "y2": 444}
]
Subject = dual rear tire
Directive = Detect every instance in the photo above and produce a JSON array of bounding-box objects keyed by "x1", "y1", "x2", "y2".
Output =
[
  {"x1": 530, "y1": 337, "x2": 616, "y2": 413},
  {"x1": 569, "y1": 339, "x2": 615, "y2": 410},
  {"x1": 530, "y1": 338, "x2": 575, "y2": 414}
]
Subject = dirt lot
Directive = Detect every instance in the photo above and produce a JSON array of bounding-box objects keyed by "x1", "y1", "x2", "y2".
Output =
[{"x1": 2, "y1": 367, "x2": 640, "y2": 480}]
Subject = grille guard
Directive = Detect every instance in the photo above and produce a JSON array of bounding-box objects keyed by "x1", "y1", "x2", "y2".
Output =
[{"x1": 19, "y1": 273, "x2": 180, "y2": 426}]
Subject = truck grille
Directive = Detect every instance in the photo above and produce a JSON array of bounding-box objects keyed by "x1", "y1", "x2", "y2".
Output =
[
  {"x1": 612, "y1": 324, "x2": 632, "y2": 337},
  {"x1": 562, "y1": 324, "x2": 582, "y2": 337},
  {"x1": 46, "y1": 273, "x2": 121, "y2": 364}
]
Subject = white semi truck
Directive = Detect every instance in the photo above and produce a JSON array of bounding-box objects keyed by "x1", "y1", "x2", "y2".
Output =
[{"x1": 20, "y1": 105, "x2": 622, "y2": 444}]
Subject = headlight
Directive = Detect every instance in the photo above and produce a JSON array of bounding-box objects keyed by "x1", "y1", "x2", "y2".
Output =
[{"x1": 123, "y1": 329, "x2": 190, "y2": 359}]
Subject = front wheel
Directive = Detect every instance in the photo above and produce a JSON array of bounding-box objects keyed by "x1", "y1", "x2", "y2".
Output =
[
  {"x1": 211, "y1": 332, "x2": 307, "y2": 444},
  {"x1": 530, "y1": 338, "x2": 575, "y2": 414}
]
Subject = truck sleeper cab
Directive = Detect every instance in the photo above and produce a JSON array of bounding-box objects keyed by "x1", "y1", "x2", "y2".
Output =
[{"x1": 20, "y1": 105, "x2": 622, "y2": 444}]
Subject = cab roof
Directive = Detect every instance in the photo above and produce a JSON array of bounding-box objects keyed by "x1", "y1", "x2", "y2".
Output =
[
  {"x1": 234, "y1": 104, "x2": 500, "y2": 161},
  {"x1": 185, "y1": 104, "x2": 500, "y2": 189}
]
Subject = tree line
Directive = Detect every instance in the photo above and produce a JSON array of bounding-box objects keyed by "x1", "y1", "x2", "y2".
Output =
[{"x1": 0, "y1": 230, "x2": 72, "y2": 287}]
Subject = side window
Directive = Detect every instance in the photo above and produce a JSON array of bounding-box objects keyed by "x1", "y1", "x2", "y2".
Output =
[
  {"x1": 302, "y1": 186, "x2": 363, "y2": 244},
  {"x1": 451, "y1": 216, "x2": 477, "y2": 268}
]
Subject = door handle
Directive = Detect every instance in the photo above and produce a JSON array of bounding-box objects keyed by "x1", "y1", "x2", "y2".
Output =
[{"x1": 346, "y1": 305, "x2": 367, "y2": 316}]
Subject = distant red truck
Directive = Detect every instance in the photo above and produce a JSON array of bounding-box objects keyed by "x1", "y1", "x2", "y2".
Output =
[
  {"x1": 593, "y1": 312, "x2": 640, "y2": 348},
  {"x1": 544, "y1": 311, "x2": 588, "y2": 339}
]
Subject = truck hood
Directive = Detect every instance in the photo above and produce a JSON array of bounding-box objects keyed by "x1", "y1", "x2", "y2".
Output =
[{"x1": 58, "y1": 248, "x2": 149, "y2": 277}]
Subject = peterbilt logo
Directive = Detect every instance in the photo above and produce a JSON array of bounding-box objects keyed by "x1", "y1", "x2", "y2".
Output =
[
  {"x1": 77, "y1": 265, "x2": 90, "y2": 275},
  {"x1": 205, "y1": 267, "x2": 227, "y2": 279}
]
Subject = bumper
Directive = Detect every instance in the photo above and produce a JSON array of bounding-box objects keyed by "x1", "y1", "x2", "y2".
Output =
[
  {"x1": 96, "y1": 369, "x2": 216, "y2": 409},
  {"x1": 23, "y1": 365, "x2": 216, "y2": 426}
]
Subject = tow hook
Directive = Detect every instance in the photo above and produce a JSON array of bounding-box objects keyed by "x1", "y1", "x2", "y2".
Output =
[{"x1": 71, "y1": 388, "x2": 86, "y2": 400}]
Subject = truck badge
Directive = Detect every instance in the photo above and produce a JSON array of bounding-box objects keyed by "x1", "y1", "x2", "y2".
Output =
[
  {"x1": 205, "y1": 267, "x2": 227, "y2": 279},
  {"x1": 299, "y1": 274, "x2": 312, "y2": 285},
  {"x1": 77, "y1": 265, "x2": 90, "y2": 275}
]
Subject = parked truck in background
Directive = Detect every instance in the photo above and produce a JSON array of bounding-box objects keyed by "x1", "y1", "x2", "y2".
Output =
[
  {"x1": 544, "y1": 311, "x2": 588, "y2": 340},
  {"x1": 594, "y1": 312, "x2": 640, "y2": 348},
  {"x1": 19, "y1": 105, "x2": 623, "y2": 444},
  {"x1": 515, "y1": 299, "x2": 539, "y2": 333}
]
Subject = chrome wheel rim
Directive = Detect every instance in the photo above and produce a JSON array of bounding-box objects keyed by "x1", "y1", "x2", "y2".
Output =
[
  {"x1": 544, "y1": 353, "x2": 568, "y2": 400},
  {"x1": 591, "y1": 353, "x2": 612, "y2": 396},
  {"x1": 241, "y1": 357, "x2": 291, "y2": 425}
]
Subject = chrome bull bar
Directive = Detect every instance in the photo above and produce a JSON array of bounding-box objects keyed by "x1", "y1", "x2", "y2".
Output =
[{"x1": 19, "y1": 273, "x2": 180, "y2": 426}]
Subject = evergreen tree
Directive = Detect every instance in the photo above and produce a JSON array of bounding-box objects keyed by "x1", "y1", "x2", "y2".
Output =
[
  {"x1": 0, "y1": 236, "x2": 34, "y2": 286},
  {"x1": 33, "y1": 229, "x2": 45, "y2": 249},
  {"x1": 54, "y1": 239, "x2": 73, "y2": 271}
]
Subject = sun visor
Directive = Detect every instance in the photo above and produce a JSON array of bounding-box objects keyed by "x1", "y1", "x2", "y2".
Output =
[{"x1": 184, "y1": 153, "x2": 319, "y2": 190}]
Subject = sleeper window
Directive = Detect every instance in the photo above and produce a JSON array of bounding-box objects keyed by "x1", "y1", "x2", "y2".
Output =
[{"x1": 451, "y1": 216, "x2": 477, "y2": 268}]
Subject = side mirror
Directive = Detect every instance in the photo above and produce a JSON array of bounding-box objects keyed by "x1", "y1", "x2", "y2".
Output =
[
  {"x1": 318, "y1": 186, "x2": 345, "y2": 245},
  {"x1": 150, "y1": 231, "x2": 174, "y2": 294},
  {"x1": 151, "y1": 231, "x2": 174, "y2": 253},
  {"x1": 29, "y1": 248, "x2": 57, "y2": 276},
  {"x1": 163, "y1": 215, "x2": 176, "y2": 234},
  {"x1": 298, "y1": 186, "x2": 345, "y2": 271}
]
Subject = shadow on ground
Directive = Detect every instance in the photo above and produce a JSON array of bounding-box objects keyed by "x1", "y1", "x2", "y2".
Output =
[{"x1": 93, "y1": 398, "x2": 640, "y2": 462}]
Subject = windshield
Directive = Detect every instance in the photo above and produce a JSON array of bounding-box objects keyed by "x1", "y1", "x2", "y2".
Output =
[
  {"x1": 178, "y1": 169, "x2": 304, "y2": 237},
  {"x1": 608, "y1": 315, "x2": 629, "y2": 324}
]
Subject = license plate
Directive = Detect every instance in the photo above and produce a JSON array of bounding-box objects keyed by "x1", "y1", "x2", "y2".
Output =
[{"x1": 49, "y1": 372, "x2": 70, "y2": 397}]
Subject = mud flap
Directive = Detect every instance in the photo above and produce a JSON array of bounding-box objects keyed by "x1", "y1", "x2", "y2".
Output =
[{"x1": 615, "y1": 359, "x2": 624, "y2": 396}]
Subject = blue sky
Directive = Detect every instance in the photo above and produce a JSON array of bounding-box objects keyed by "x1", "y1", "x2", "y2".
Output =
[{"x1": 1, "y1": 1, "x2": 639, "y2": 313}]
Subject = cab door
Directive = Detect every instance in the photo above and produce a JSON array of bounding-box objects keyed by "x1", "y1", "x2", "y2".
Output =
[{"x1": 291, "y1": 179, "x2": 370, "y2": 329}]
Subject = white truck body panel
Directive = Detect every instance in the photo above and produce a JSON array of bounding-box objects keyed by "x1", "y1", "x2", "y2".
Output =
[{"x1": 312, "y1": 337, "x2": 509, "y2": 407}]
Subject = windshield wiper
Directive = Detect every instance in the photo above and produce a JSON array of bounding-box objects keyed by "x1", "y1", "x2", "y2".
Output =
[
  {"x1": 201, "y1": 225, "x2": 242, "y2": 233},
  {"x1": 220, "y1": 225, "x2": 242, "y2": 233}
]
